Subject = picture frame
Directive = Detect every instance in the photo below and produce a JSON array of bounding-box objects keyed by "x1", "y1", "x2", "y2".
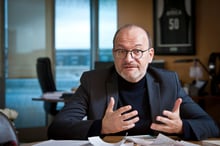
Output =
[{"x1": 153, "y1": 0, "x2": 195, "y2": 55}]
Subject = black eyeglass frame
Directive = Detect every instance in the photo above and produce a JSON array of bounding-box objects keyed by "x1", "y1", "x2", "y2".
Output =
[{"x1": 113, "y1": 48, "x2": 151, "y2": 59}]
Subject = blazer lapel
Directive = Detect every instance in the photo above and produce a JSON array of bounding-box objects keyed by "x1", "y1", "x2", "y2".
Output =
[
  {"x1": 106, "y1": 71, "x2": 119, "y2": 110},
  {"x1": 106, "y1": 68, "x2": 162, "y2": 119},
  {"x1": 146, "y1": 73, "x2": 162, "y2": 123}
]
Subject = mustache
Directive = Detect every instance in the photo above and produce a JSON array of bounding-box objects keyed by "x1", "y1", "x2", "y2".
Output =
[{"x1": 122, "y1": 63, "x2": 137, "y2": 68}]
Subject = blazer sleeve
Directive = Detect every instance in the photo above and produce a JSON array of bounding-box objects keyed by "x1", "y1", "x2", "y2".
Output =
[
  {"x1": 47, "y1": 71, "x2": 107, "y2": 140},
  {"x1": 174, "y1": 73, "x2": 220, "y2": 140},
  {"x1": 47, "y1": 88, "x2": 93, "y2": 139},
  {"x1": 149, "y1": 68, "x2": 219, "y2": 140}
]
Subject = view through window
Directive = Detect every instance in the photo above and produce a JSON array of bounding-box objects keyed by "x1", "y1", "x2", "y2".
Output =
[
  {"x1": 4, "y1": 0, "x2": 117, "y2": 128},
  {"x1": 55, "y1": 0, "x2": 117, "y2": 91},
  {"x1": 99, "y1": 0, "x2": 117, "y2": 61}
]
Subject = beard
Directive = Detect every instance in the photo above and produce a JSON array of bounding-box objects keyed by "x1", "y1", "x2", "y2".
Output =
[{"x1": 119, "y1": 67, "x2": 146, "y2": 83}]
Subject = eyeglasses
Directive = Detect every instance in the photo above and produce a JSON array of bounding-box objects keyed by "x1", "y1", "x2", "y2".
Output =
[{"x1": 113, "y1": 48, "x2": 150, "y2": 59}]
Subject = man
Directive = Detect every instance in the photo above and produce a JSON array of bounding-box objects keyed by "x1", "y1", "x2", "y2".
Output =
[{"x1": 48, "y1": 24, "x2": 219, "y2": 140}]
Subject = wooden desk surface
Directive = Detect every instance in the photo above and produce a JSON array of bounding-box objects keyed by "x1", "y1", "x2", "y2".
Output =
[
  {"x1": 103, "y1": 136, "x2": 220, "y2": 145},
  {"x1": 32, "y1": 97, "x2": 65, "y2": 102},
  {"x1": 21, "y1": 136, "x2": 220, "y2": 146},
  {"x1": 32, "y1": 92, "x2": 75, "y2": 103}
]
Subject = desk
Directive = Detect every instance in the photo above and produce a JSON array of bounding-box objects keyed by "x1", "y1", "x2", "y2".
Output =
[
  {"x1": 102, "y1": 136, "x2": 220, "y2": 145},
  {"x1": 32, "y1": 97, "x2": 65, "y2": 102},
  {"x1": 20, "y1": 136, "x2": 220, "y2": 146},
  {"x1": 32, "y1": 92, "x2": 74, "y2": 125},
  {"x1": 32, "y1": 97, "x2": 65, "y2": 103},
  {"x1": 32, "y1": 92, "x2": 74, "y2": 103},
  {"x1": 102, "y1": 136, "x2": 203, "y2": 145}
]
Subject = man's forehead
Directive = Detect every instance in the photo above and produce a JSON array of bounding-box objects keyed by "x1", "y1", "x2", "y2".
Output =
[
  {"x1": 116, "y1": 27, "x2": 148, "y2": 40},
  {"x1": 115, "y1": 29, "x2": 148, "y2": 45},
  {"x1": 119, "y1": 26, "x2": 145, "y2": 34}
]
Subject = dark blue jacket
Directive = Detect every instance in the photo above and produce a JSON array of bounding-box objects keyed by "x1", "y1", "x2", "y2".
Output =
[{"x1": 48, "y1": 66, "x2": 219, "y2": 140}]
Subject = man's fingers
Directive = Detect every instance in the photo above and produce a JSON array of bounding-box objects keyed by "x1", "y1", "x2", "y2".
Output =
[
  {"x1": 162, "y1": 98, "x2": 182, "y2": 119},
  {"x1": 106, "y1": 97, "x2": 115, "y2": 113},
  {"x1": 172, "y1": 98, "x2": 182, "y2": 113},
  {"x1": 150, "y1": 98, "x2": 183, "y2": 134},
  {"x1": 122, "y1": 117, "x2": 139, "y2": 130},
  {"x1": 121, "y1": 110, "x2": 138, "y2": 121},
  {"x1": 151, "y1": 123, "x2": 171, "y2": 133},
  {"x1": 106, "y1": 97, "x2": 133, "y2": 115}
]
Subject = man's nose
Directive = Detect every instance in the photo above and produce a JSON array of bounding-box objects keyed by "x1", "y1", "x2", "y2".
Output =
[{"x1": 124, "y1": 52, "x2": 134, "y2": 61}]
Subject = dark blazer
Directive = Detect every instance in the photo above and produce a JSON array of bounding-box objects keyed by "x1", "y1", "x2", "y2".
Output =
[{"x1": 48, "y1": 66, "x2": 219, "y2": 140}]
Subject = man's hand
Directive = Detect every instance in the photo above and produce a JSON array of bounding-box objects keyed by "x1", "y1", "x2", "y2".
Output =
[
  {"x1": 101, "y1": 97, "x2": 139, "y2": 134},
  {"x1": 150, "y1": 98, "x2": 183, "y2": 134}
]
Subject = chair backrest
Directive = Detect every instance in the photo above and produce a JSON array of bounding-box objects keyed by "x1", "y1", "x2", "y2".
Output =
[
  {"x1": 94, "y1": 61, "x2": 114, "y2": 70},
  {"x1": 36, "y1": 57, "x2": 57, "y2": 93},
  {"x1": 36, "y1": 57, "x2": 58, "y2": 116},
  {"x1": 0, "y1": 112, "x2": 19, "y2": 146}
]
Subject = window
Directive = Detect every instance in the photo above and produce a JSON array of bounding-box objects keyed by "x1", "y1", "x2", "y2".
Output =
[
  {"x1": 99, "y1": 0, "x2": 117, "y2": 61},
  {"x1": 4, "y1": 0, "x2": 117, "y2": 128},
  {"x1": 55, "y1": 0, "x2": 91, "y2": 91},
  {"x1": 5, "y1": 0, "x2": 50, "y2": 128}
]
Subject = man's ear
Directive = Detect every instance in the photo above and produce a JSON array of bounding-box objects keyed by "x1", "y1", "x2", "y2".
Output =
[{"x1": 148, "y1": 48, "x2": 154, "y2": 63}]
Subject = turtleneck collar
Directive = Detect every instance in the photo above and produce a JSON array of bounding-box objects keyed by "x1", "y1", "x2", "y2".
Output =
[{"x1": 118, "y1": 74, "x2": 146, "y2": 90}]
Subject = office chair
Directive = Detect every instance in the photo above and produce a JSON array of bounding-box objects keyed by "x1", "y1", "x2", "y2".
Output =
[
  {"x1": 0, "y1": 112, "x2": 19, "y2": 146},
  {"x1": 36, "y1": 57, "x2": 59, "y2": 117}
]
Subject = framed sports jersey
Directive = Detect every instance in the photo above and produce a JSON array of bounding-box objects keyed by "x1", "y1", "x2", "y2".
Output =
[{"x1": 153, "y1": 0, "x2": 195, "y2": 55}]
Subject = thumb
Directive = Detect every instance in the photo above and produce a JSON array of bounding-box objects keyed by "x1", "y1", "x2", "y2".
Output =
[
  {"x1": 106, "y1": 97, "x2": 115, "y2": 113},
  {"x1": 172, "y1": 98, "x2": 182, "y2": 113}
]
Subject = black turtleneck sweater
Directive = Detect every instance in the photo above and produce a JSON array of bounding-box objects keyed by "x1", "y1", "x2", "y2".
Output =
[
  {"x1": 87, "y1": 75, "x2": 154, "y2": 137},
  {"x1": 117, "y1": 75, "x2": 153, "y2": 136}
]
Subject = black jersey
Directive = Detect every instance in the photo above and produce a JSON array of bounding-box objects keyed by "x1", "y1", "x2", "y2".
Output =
[{"x1": 159, "y1": 0, "x2": 190, "y2": 44}]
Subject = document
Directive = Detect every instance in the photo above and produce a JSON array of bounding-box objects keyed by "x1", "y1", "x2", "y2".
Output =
[
  {"x1": 151, "y1": 133, "x2": 199, "y2": 146},
  {"x1": 33, "y1": 133, "x2": 199, "y2": 146},
  {"x1": 88, "y1": 136, "x2": 127, "y2": 146},
  {"x1": 202, "y1": 140, "x2": 220, "y2": 145},
  {"x1": 41, "y1": 91, "x2": 64, "y2": 100},
  {"x1": 33, "y1": 140, "x2": 91, "y2": 146},
  {"x1": 88, "y1": 134, "x2": 199, "y2": 146}
]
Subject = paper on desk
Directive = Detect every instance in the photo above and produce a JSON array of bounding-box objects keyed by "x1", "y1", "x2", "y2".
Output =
[
  {"x1": 42, "y1": 91, "x2": 64, "y2": 100},
  {"x1": 88, "y1": 133, "x2": 199, "y2": 146},
  {"x1": 125, "y1": 135, "x2": 155, "y2": 145},
  {"x1": 33, "y1": 139, "x2": 91, "y2": 146},
  {"x1": 88, "y1": 136, "x2": 133, "y2": 146},
  {"x1": 152, "y1": 133, "x2": 199, "y2": 146},
  {"x1": 88, "y1": 135, "x2": 153, "y2": 146},
  {"x1": 33, "y1": 134, "x2": 199, "y2": 146},
  {"x1": 202, "y1": 140, "x2": 220, "y2": 145}
]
